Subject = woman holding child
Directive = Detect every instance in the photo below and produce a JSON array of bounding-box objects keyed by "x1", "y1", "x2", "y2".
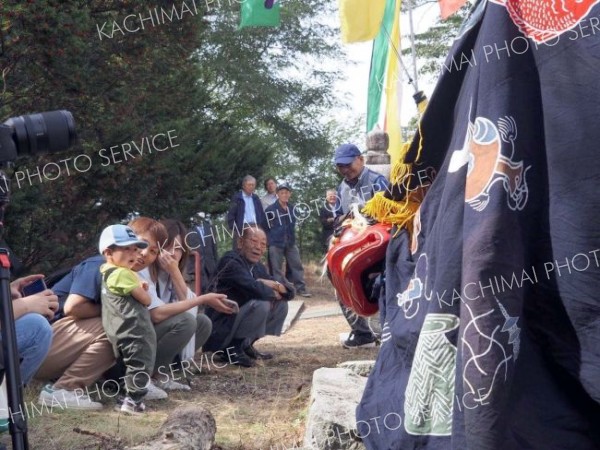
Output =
[
  {"x1": 138, "y1": 219, "x2": 235, "y2": 392},
  {"x1": 36, "y1": 217, "x2": 233, "y2": 413}
]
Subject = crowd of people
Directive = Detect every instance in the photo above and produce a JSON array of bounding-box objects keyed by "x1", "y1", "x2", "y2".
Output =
[{"x1": 1, "y1": 142, "x2": 388, "y2": 418}]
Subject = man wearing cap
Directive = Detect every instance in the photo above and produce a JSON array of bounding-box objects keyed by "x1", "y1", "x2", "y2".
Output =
[
  {"x1": 334, "y1": 143, "x2": 389, "y2": 216},
  {"x1": 265, "y1": 182, "x2": 311, "y2": 297},
  {"x1": 333, "y1": 143, "x2": 389, "y2": 348}
]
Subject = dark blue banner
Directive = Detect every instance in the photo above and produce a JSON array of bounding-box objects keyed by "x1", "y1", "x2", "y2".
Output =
[{"x1": 357, "y1": 0, "x2": 600, "y2": 448}]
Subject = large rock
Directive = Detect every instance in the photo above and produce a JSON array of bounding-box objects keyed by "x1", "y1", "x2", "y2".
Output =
[
  {"x1": 303, "y1": 368, "x2": 367, "y2": 450},
  {"x1": 127, "y1": 406, "x2": 216, "y2": 450},
  {"x1": 336, "y1": 361, "x2": 376, "y2": 378}
]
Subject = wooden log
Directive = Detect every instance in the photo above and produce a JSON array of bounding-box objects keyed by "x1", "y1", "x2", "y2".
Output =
[{"x1": 127, "y1": 406, "x2": 216, "y2": 450}]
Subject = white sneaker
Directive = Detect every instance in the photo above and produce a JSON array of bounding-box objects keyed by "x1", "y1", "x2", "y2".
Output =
[
  {"x1": 115, "y1": 396, "x2": 146, "y2": 415},
  {"x1": 38, "y1": 384, "x2": 103, "y2": 410},
  {"x1": 144, "y1": 382, "x2": 168, "y2": 400},
  {"x1": 154, "y1": 378, "x2": 191, "y2": 392}
]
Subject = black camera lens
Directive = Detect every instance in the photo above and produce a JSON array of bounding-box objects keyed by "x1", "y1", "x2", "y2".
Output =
[{"x1": 5, "y1": 110, "x2": 77, "y2": 156}]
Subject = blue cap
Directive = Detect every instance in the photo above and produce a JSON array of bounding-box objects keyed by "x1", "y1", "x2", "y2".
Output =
[
  {"x1": 334, "y1": 143, "x2": 361, "y2": 164},
  {"x1": 99, "y1": 224, "x2": 148, "y2": 254}
]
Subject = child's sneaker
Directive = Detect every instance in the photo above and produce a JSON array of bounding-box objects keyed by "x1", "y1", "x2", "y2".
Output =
[{"x1": 115, "y1": 396, "x2": 145, "y2": 415}]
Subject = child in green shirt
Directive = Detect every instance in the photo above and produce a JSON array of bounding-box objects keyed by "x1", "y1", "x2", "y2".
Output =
[{"x1": 99, "y1": 224, "x2": 155, "y2": 415}]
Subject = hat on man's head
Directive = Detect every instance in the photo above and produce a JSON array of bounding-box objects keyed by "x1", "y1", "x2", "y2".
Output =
[
  {"x1": 99, "y1": 224, "x2": 148, "y2": 254},
  {"x1": 334, "y1": 143, "x2": 361, "y2": 165},
  {"x1": 277, "y1": 182, "x2": 292, "y2": 192}
]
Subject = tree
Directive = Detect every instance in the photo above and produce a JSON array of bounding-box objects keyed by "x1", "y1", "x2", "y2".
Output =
[{"x1": 0, "y1": 0, "x2": 346, "y2": 273}]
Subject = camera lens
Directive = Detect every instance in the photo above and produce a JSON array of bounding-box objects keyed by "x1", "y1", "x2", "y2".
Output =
[{"x1": 5, "y1": 110, "x2": 77, "y2": 156}]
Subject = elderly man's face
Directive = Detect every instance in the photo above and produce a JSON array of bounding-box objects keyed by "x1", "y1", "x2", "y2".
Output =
[
  {"x1": 242, "y1": 179, "x2": 256, "y2": 195},
  {"x1": 336, "y1": 155, "x2": 364, "y2": 182},
  {"x1": 326, "y1": 191, "x2": 337, "y2": 204},
  {"x1": 277, "y1": 189, "x2": 291, "y2": 204},
  {"x1": 239, "y1": 228, "x2": 267, "y2": 264}
]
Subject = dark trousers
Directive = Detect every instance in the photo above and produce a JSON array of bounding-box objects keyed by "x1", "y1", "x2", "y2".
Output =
[{"x1": 339, "y1": 301, "x2": 374, "y2": 337}]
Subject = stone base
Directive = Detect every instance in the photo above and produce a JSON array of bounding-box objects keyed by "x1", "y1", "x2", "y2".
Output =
[
  {"x1": 303, "y1": 368, "x2": 368, "y2": 450},
  {"x1": 336, "y1": 361, "x2": 376, "y2": 378}
]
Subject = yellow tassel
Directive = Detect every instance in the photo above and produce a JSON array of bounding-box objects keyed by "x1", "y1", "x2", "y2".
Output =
[
  {"x1": 390, "y1": 142, "x2": 412, "y2": 185},
  {"x1": 362, "y1": 191, "x2": 421, "y2": 235},
  {"x1": 363, "y1": 120, "x2": 427, "y2": 234}
]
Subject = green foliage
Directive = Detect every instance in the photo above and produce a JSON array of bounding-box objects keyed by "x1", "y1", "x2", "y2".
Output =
[
  {"x1": 259, "y1": 118, "x2": 365, "y2": 261},
  {"x1": 0, "y1": 0, "x2": 345, "y2": 272}
]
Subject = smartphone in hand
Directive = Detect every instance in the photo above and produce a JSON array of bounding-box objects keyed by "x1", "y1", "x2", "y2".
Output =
[
  {"x1": 22, "y1": 279, "x2": 48, "y2": 297},
  {"x1": 224, "y1": 299, "x2": 240, "y2": 313}
]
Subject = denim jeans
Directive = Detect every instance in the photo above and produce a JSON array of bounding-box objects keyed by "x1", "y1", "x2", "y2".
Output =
[{"x1": 14, "y1": 313, "x2": 53, "y2": 385}]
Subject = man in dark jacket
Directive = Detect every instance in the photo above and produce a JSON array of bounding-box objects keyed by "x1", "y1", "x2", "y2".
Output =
[
  {"x1": 226, "y1": 175, "x2": 268, "y2": 250},
  {"x1": 265, "y1": 183, "x2": 311, "y2": 297},
  {"x1": 204, "y1": 226, "x2": 294, "y2": 367}
]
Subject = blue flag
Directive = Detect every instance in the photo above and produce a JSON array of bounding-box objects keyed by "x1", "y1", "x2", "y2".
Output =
[{"x1": 357, "y1": 0, "x2": 600, "y2": 448}]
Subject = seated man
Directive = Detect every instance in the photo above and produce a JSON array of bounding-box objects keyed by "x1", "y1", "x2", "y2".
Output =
[
  {"x1": 10, "y1": 275, "x2": 56, "y2": 385},
  {"x1": 204, "y1": 226, "x2": 294, "y2": 367},
  {"x1": 0, "y1": 275, "x2": 56, "y2": 432}
]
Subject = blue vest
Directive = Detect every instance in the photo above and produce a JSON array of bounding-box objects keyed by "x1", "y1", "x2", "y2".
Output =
[{"x1": 337, "y1": 167, "x2": 389, "y2": 214}]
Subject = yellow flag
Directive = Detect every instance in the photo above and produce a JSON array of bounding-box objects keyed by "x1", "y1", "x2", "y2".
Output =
[
  {"x1": 339, "y1": 0, "x2": 386, "y2": 43},
  {"x1": 384, "y1": 0, "x2": 403, "y2": 163}
]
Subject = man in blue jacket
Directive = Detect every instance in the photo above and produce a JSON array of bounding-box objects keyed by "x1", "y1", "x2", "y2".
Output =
[
  {"x1": 265, "y1": 183, "x2": 311, "y2": 297},
  {"x1": 226, "y1": 175, "x2": 268, "y2": 250}
]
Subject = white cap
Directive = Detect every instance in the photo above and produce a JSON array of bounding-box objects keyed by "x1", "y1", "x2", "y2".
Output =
[{"x1": 99, "y1": 224, "x2": 148, "y2": 254}]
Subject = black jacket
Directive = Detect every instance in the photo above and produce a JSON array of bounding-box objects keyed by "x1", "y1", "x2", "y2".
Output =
[{"x1": 204, "y1": 250, "x2": 294, "y2": 351}]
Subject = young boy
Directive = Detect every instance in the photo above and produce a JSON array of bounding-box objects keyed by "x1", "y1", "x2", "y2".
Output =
[{"x1": 98, "y1": 224, "x2": 155, "y2": 415}]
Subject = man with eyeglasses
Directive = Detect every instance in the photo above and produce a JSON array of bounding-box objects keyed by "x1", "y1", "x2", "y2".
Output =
[
  {"x1": 333, "y1": 143, "x2": 389, "y2": 349},
  {"x1": 334, "y1": 143, "x2": 389, "y2": 216},
  {"x1": 204, "y1": 226, "x2": 294, "y2": 367}
]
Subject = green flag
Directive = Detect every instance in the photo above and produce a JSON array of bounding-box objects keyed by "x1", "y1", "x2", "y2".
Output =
[
  {"x1": 239, "y1": 0, "x2": 281, "y2": 28},
  {"x1": 367, "y1": 0, "x2": 397, "y2": 131}
]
